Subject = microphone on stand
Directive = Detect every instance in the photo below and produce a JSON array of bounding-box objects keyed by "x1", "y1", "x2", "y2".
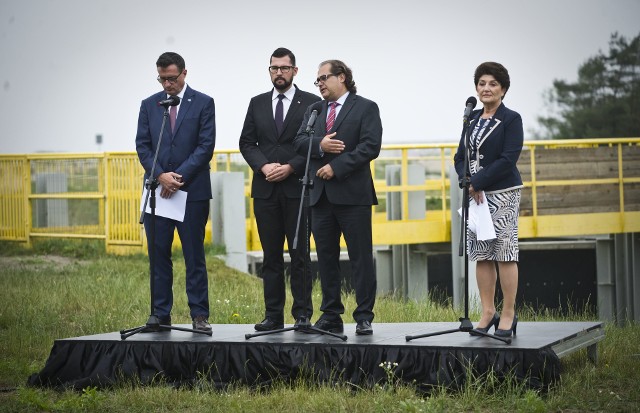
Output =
[
  {"x1": 158, "y1": 95, "x2": 180, "y2": 107},
  {"x1": 463, "y1": 96, "x2": 477, "y2": 124},
  {"x1": 305, "y1": 102, "x2": 323, "y2": 133}
]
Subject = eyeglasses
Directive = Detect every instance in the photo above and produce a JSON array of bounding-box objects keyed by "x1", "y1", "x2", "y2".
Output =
[
  {"x1": 314, "y1": 74, "x2": 336, "y2": 86},
  {"x1": 157, "y1": 72, "x2": 184, "y2": 84},
  {"x1": 268, "y1": 66, "x2": 294, "y2": 74}
]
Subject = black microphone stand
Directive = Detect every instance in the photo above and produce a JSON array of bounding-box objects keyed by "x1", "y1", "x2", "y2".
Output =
[
  {"x1": 406, "y1": 112, "x2": 510, "y2": 344},
  {"x1": 120, "y1": 102, "x2": 212, "y2": 340},
  {"x1": 245, "y1": 114, "x2": 347, "y2": 341}
]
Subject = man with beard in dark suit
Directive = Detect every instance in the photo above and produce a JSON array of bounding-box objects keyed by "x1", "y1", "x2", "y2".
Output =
[{"x1": 239, "y1": 48, "x2": 321, "y2": 331}]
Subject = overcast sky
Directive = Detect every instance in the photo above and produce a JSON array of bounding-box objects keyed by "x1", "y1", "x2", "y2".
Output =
[{"x1": 0, "y1": 0, "x2": 638, "y2": 154}]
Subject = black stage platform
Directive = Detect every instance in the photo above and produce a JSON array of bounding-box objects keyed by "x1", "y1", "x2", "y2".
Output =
[{"x1": 28, "y1": 322, "x2": 604, "y2": 391}]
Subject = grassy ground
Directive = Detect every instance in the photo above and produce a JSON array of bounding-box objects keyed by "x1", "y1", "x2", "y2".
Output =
[{"x1": 0, "y1": 239, "x2": 638, "y2": 412}]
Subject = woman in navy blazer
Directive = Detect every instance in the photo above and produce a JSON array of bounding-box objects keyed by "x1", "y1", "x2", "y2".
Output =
[{"x1": 454, "y1": 62, "x2": 524, "y2": 338}]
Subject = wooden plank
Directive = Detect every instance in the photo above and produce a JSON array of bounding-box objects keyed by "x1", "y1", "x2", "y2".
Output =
[
  {"x1": 498, "y1": 146, "x2": 639, "y2": 181},
  {"x1": 536, "y1": 161, "x2": 618, "y2": 180},
  {"x1": 624, "y1": 183, "x2": 640, "y2": 211},
  {"x1": 534, "y1": 147, "x2": 618, "y2": 163},
  {"x1": 521, "y1": 185, "x2": 621, "y2": 215}
]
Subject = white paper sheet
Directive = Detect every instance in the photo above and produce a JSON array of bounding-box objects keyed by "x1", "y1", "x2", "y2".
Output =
[
  {"x1": 458, "y1": 191, "x2": 497, "y2": 241},
  {"x1": 140, "y1": 186, "x2": 187, "y2": 222}
]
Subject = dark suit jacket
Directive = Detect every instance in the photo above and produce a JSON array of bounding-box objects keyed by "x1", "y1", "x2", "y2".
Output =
[
  {"x1": 293, "y1": 93, "x2": 383, "y2": 206},
  {"x1": 239, "y1": 86, "x2": 321, "y2": 199},
  {"x1": 136, "y1": 85, "x2": 216, "y2": 201},
  {"x1": 454, "y1": 102, "x2": 523, "y2": 193}
]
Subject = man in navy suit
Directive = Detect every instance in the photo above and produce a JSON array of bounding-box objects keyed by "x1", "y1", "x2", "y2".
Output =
[
  {"x1": 239, "y1": 48, "x2": 321, "y2": 331},
  {"x1": 293, "y1": 60, "x2": 382, "y2": 335},
  {"x1": 135, "y1": 52, "x2": 215, "y2": 332}
]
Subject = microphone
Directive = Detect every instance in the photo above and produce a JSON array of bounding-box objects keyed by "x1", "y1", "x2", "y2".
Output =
[
  {"x1": 158, "y1": 95, "x2": 180, "y2": 107},
  {"x1": 304, "y1": 102, "x2": 323, "y2": 133},
  {"x1": 463, "y1": 96, "x2": 477, "y2": 124}
]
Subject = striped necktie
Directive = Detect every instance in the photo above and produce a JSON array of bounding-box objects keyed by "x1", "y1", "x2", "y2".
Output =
[{"x1": 326, "y1": 101, "x2": 338, "y2": 133}]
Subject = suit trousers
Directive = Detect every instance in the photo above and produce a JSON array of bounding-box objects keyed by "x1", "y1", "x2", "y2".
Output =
[
  {"x1": 311, "y1": 191, "x2": 376, "y2": 323},
  {"x1": 254, "y1": 184, "x2": 313, "y2": 322},
  {"x1": 144, "y1": 200, "x2": 210, "y2": 319}
]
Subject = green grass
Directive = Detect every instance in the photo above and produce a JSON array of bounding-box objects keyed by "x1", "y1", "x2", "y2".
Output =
[{"x1": 0, "y1": 239, "x2": 639, "y2": 412}]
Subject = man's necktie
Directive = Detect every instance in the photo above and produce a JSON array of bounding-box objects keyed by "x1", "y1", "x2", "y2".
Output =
[
  {"x1": 275, "y1": 94, "x2": 285, "y2": 135},
  {"x1": 326, "y1": 101, "x2": 338, "y2": 133},
  {"x1": 170, "y1": 104, "x2": 177, "y2": 133}
]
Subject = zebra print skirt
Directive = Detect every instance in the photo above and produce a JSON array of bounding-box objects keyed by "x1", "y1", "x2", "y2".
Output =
[{"x1": 467, "y1": 188, "x2": 521, "y2": 262}]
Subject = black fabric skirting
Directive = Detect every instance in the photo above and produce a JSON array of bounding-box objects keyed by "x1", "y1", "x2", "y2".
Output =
[{"x1": 28, "y1": 324, "x2": 562, "y2": 392}]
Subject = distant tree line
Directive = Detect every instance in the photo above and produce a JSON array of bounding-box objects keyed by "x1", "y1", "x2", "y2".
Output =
[{"x1": 536, "y1": 32, "x2": 640, "y2": 140}]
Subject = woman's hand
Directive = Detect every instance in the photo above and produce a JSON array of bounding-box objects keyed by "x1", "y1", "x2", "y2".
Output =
[{"x1": 469, "y1": 184, "x2": 484, "y2": 205}]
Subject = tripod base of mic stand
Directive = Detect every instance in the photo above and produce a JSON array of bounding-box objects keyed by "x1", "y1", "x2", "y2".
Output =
[
  {"x1": 244, "y1": 316, "x2": 348, "y2": 341},
  {"x1": 405, "y1": 317, "x2": 511, "y2": 344},
  {"x1": 120, "y1": 315, "x2": 213, "y2": 340}
]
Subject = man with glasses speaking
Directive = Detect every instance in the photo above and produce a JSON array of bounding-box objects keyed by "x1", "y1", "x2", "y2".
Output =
[
  {"x1": 293, "y1": 60, "x2": 382, "y2": 335},
  {"x1": 135, "y1": 52, "x2": 216, "y2": 333},
  {"x1": 240, "y1": 48, "x2": 320, "y2": 332}
]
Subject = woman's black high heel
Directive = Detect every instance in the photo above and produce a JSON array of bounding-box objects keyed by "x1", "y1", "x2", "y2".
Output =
[
  {"x1": 469, "y1": 313, "x2": 500, "y2": 336},
  {"x1": 494, "y1": 315, "x2": 518, "y2": 338}
]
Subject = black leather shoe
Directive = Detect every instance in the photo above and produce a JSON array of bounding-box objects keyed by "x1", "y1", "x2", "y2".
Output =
[
  {"x1": 158, "y1": 316, "x2": 172, "y2": 332},
  {"x1": 313, "y1": 318, "x2": 344, "y2": 333},
  {"x1": 294, "y1": 317, "x2": 312, "y2": 330},
  {"x1": 355, "y1": 320, "x2": 373, "y2": 335},
  {"x1": 146, "y1": 315, "x2": 171, "y2": 332},
  {"x1": 192, "y1": 315, "x2": 212, "y2": 332},
  {"x1": 254, "y1": 318, "x2": 284, "y2": 331}
]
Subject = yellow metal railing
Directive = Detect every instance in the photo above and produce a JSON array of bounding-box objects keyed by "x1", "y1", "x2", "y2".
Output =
[
  {"x1": 369, "y1": 144, "x2": 457, "y2": 245},
  {"x1": 0, "y1": 138, "x2": 638, "y2": 253},
  {"x1": 517, "y1": 138, "x2": 640, "y2": 237}
]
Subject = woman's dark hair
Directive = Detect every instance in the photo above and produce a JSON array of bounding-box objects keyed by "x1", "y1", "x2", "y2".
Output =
[
  {"x1": 156, "y1": 52, "x2": 185, "y2": 72},
  {"x1": 474, "y1": 62, "x2": 510, "y2": 98},
  {"x1": 321, "y1": 59, "x2": 357, "y2": 94}
]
